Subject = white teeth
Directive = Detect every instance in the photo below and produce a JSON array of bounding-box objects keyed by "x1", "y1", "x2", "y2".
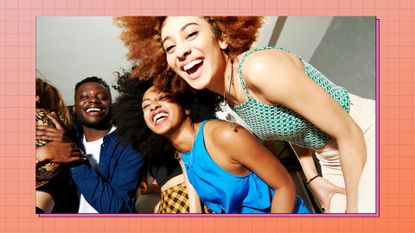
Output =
[
  {"x1": 153, "y1": 112, "x2": 168, "y2": 123},
  {"x1": 86, "y1": 108, "x2": 101, "y2": 113},
  {"x1": 183, "y1": 59, "x2": 202, "y2": 71}
]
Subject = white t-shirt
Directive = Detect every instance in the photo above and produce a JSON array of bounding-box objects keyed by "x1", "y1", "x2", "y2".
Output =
[{"x1": 78, "y1": 126, "x2": 116, "y2": 213}]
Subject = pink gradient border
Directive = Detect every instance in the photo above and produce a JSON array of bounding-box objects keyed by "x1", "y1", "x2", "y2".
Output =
[{"x1": 38, "y1": 17, "x2": 380, "y2": 218}]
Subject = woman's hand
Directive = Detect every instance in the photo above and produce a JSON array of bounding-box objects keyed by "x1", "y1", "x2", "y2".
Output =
[
  {"x1": 308, "y1": 176, "x2": 346, "y2": 213},
  {"x1": 242, "y1": 49, "x2": 366, "y2": 213}
]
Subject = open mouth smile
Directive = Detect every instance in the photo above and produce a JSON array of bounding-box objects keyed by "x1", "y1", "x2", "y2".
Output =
[
  {"x1": 85, "y1": 107, "x2": 106, "y2": 115},
  {"x1": 182, "y1": 59, "x2": 203, "y2": 78},
  {"x1": 151, "y1": 110, "x2": 169, "y2": 126}
]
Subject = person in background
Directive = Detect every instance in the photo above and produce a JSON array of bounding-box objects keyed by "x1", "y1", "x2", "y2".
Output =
[
  {"x1": 37, "y1": 76, "x2": 144, "y2": 213},
  {"x1": 35, "y1": 78, "x2": 82, "y2": 213}
]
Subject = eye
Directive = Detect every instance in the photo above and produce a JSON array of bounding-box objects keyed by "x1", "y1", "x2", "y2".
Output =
[
  {"x1": 97, "y1": 94, "x2": 109, "y2": 101},
  {"x1": 80, "y1": 94, "x2": 88, "y2": 100},
  {"x1": 159, "y1": 94, "x2": 171, "y2": 100},
  {"x1": 163, "y1": 40, "x2": 175, "y2": 54},
  {"x1": 186, "y1": 31, "x2": 198, "y2": 39},
  {"x1": 164, "y1": 45, "x2": 176, "y2": 54},
  {"x1": 141, "y1": 101, "x2": 151, "y2": 110}
]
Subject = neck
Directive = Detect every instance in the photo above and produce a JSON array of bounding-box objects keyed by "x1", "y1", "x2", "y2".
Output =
[
  {"x1": 166, "y1": 118, "x2": 197, "y2": 153},
  {"x1": 210, "y1": 56, "x2": 239, "y2": 106},
  {"x1": 83, "y1": 125, "x2": 112, "y2": 142}
]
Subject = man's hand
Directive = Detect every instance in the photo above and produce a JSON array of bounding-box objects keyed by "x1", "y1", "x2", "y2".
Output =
[
  {"x1": 36, "y1": 114, "x2": 66, "y2": 142},
  {"x1": 36, "y1": 141, "x2": 85, "y2": 163}
]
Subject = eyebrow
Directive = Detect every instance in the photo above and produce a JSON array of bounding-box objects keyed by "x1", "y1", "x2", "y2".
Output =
[
  {"x1": 161, "y1": 22, "x2": 200, "y2": 45},
  {"x1": 141, "y1": 93, "x2": 158, "y2": 103},
  {"x1": 141, "y1": 98, "x2": 151, "y2": 103}
]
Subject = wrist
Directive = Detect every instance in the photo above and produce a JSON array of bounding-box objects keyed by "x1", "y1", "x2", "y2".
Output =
[
  {"x1": 306, "y1": 174, "x2": 320, "y2": 185},
  {"x1": 35, "y1": 147, "x2": 49, "y2": 162}
]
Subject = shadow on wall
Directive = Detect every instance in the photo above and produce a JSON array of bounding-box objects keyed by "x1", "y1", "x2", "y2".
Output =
[{"x1": 310, "y1": 17, "x2": 376, "y2": 100}]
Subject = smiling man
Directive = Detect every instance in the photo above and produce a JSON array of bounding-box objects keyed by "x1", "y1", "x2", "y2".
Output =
[{"x1": 70, "y1": 76, "x2": 144, "y2": 213}]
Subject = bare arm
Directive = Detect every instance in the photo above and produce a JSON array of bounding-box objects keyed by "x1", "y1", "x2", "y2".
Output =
[
  {"x1": 178, "y1": 158, "x2": 202, "y2": 213},
  {"x1": 211, "y1": 122, "x2": 296, "y2": 213},
  {"x1": 36, "y1": 114, "x2": 84, "y2": 163},
  {"x1": 36, "y1": 141, "x2": 85, "y2": 163},
  {"x1": 242, "y1": 49, "x2": 366, "y2": 212},
  {"x1": 291, "y1": 144, "x2": 345, "y2": 213}
]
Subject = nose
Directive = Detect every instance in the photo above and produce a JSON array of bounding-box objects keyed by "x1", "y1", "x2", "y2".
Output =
[
  {"x1": 149, "y1": 101, "x2": 161, "y2": 111},
  {"x1": 175, "y1": 42, "x2": 191, "y2": 61},
  {"x1": 87, "y1": 95, "x2": 100, "y2": 104}
]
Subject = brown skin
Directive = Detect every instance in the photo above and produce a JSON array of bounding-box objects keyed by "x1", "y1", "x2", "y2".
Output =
[
  {"x1": 142, "y1": 86, "x2": 296, "y2": 213},
  {"x1": 162, "y1": 16, "x2": 366, "y2": 213},
  {"x1": 73, "y1": 82, "x2": 112, "y2": 142},
  {"x1": 203, "y1": 121, "x2": 297, "y2": 213},
  {"x1": 241, "y1": 49, "x2": 365, "y2": 213},
  {"x1": 36, "y1": 114, "x2": 66, "y2": 142},
  {"x1": 36, "y1": 141, "x2": 84, "y2": 163},
  {"x1": 35, "y1": 114, "x2": 84, "y2": 163},
  {"x1": 36, "y1": 82, "x2": 113, "y2": 162}
]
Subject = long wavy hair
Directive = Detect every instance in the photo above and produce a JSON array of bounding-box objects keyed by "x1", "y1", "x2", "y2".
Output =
[
  {"x1": 36, "y1": 78, "x2": 72, "y2": 129},
  {"x1": 114, "y1": 16, "x2": 264, "y2": 94}
]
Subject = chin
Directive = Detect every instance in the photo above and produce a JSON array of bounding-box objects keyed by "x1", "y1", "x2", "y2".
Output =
[
  {"x1": 78, "y1": 114, "x2": 111, "y2": 130},
  {"x1": 83, "y1": 120, "x2": 110, "y2": 130},
  {"x1": 189, "y1": 79, "x2": 210, "y2": 90}
]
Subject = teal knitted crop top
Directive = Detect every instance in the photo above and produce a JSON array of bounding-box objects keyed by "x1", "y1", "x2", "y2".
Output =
[{"x1": 231, "y1": 46, "x2": 350, "y2": 149}]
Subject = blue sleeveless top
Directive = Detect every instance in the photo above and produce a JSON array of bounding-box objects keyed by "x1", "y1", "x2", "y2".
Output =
[
  {"x1": 181, "y1": 120, "x2": 309, "y2": 214},
  {"x1": 231, "y1": 46, "x2": 350, "y2": 148}
]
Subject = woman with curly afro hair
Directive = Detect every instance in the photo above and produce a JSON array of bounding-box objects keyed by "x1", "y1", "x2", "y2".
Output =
[
  {"x1": 113, "y1": 71, "x2": 309, "y2": 214},
  {"x1": 113, "y1": 71, "x2": 220, "y2": 213},
  {"x1": 115, "y1": 16, "x2": 375, "y2": 213}
]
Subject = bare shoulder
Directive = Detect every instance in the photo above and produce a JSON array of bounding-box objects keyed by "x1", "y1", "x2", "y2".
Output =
[
  {"x1": 238, "y1": 49, "x2": 301, "y2": 90},
  {"x1": 240, "y1": 49, "x2": 292, "y2": 75},
  {"x1": 235, "y1": 49, "x2": 305, "y2": 105},
  {"x1": 204, "y1": 120, "x2": 254, "y2": 148}
]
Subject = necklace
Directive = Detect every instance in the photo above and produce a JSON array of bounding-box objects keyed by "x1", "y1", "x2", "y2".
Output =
[
  {"x1": 220, "y1": 59, "x2": 236, "y2": 126},
  {"x1": 223, "y1": 58, "x2": 234, "y2": 104},
  {"x1": 175, "y1": 123, "x2": 198, "y2": 168}
]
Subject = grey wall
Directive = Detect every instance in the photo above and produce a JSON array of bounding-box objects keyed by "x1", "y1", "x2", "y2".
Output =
[
  {"x1": 309, "y1": 17, "x2": 376, "y2": 99},
  {"x1": 257, "y1": 16, "x2": 333, "y2": 61},
  {"x1": 36, "y1": 17, "x2": 132, "y2": 106},
  {"x1": 273, "y1": 16, "x2": 333, "y2": 61}
]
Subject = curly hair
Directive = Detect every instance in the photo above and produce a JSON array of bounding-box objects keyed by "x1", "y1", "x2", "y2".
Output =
[
  {"x1": 36, "y1": 78, "x2": 72, "y2": 129},
  {"x1": 114, "y1": 16, "x2": 264, "y2": 94},
  {"x1": 112, "y1": 71, "x2": 220, "y2": 161}
]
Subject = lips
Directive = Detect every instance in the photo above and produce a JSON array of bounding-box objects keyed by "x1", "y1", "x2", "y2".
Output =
[
  {"x1": 84, "y1": 106, "x2": 105, "y2": 115},
  {"x1": 183, "y1": 59, "x2": 203, "y2": 71},
  {"x1": 181, "y1": 58, "x2": 204, "y2": 80},
  {"x1": 150, "y1": 109, "x2": 169, "y2": 126}
]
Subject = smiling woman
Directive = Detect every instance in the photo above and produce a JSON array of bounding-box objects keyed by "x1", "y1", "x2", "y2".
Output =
[
  {"x1": 115, "y1": 16, "x2": 376, "y2": 213},
  {"x1": 113, "y1": 71, "x2": 310, "y2": 214}
]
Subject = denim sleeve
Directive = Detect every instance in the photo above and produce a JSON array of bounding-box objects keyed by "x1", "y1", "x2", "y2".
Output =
[{"x1": 71, "y1": 146, "x2": 144, "y2": 213}]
